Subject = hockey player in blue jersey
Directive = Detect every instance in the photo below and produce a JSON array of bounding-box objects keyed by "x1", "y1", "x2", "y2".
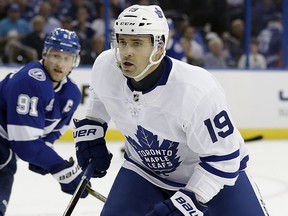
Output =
[
  {"x1": 0, "y1": 28, "x2": 88, "y2": 216},
  {"x1": 73, "y1": 5, "x2": 269, "y2": 216}
]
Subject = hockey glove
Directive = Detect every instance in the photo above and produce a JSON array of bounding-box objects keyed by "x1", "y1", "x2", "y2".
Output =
[
  {"x1": 73, "y1": 118, "x2": 112, "y2": 178},
  {"x1": 146, "y1": 189, "x2": 208, "y2": 216},
  {"x1": 51, "y1": 157, "x2": 89, "y2": 198}
]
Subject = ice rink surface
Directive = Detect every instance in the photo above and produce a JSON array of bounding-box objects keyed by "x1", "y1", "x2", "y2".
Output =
[{"x1": 5, "y1": 139, "x2": 288, "y2": 216}]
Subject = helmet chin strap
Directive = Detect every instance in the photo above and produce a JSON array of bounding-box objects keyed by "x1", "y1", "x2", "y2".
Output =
[
  {"x1": 133, "y1": 47, "x2": 165, "y2": 81},
  {"x1": 115, "y1": 45, "x2": 166, "y2": 82}
]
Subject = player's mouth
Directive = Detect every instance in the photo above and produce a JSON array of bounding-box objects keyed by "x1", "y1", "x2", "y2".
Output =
[
  {"x1": 122, "y1": 61, "x2": 134, "y2": 71},
  {"x1": 53, "y1": 68, "x2": 63, "y2": 74}
]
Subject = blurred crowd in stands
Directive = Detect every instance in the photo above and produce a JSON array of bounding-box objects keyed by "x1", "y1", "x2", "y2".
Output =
[{"x1": 0, "y1": 0, "x2": 284, "y2": 69}]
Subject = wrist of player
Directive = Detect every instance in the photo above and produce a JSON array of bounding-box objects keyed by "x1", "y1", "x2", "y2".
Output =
[
  {"x1": 146, "y1": 189, "x2": 208, "y2": 216},
  {"x1": 170, "y1": 189, "x2": 208, "y2": 215},
  {"x1": 51, "y1": 157, "x2": 89, "y2": 198},
  {"x1": 29, "y1": 163, "x2": 49, "y2": 175}
]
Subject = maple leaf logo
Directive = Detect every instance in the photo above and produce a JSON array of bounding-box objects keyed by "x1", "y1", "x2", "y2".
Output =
[{"x1": 126, "y1": 126, "x2": 181, "y2": 176}]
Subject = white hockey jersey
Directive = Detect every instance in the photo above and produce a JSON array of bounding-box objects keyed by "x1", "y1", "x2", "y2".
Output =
[{"x1": 86, "y1": 49, "x2": 249, "y2": 202}]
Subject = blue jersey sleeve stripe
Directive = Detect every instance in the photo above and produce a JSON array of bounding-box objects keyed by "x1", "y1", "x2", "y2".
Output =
[
  {"x1": 199, "y1": 162, "x2": 239, "y2": 179},
  {"x1": 200, "y1": 155, "x2": 249, "y2": 179},
  {"x1": 200, "y1": 150, "x2": 240, "y2": 162},
  {"x1": 239, "y1": 155, "x2": 249, "y2": 171}
]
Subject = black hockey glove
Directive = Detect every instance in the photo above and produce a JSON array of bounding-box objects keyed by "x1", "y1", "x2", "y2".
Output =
[
  {"x1": 51, "y1": 157, "x2": 90, "y2": 198},
  {"x1": 146, "y1": 189, "x2": 208, "y2": 216},
  {"x1": 73, "y1": 118, "x2": 112, "y2": 178}
]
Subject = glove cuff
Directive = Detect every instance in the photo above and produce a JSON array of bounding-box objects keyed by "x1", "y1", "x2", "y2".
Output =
[
  {"x1": 170, "y1": 190, "x2": 208, "y2": 216},
  {"x1": 73, "y1": 119, "x2": 108, "y2": 143},
  {"x1": 52, "y1": 158, "x2": 82, "y2": 184}
]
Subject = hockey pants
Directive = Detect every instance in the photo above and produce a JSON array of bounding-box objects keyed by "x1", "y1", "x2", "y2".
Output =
[
  {"x1": 0, "y1": 137, "x2": 17, "y2": 216},
  {"x1": 100, "y1": 167, "x2": 269, "y2": 216}
]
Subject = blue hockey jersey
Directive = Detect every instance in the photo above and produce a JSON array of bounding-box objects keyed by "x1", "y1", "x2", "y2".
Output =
[{"x1": 0, "y1": 61, "x2": 81, "y2": 171}]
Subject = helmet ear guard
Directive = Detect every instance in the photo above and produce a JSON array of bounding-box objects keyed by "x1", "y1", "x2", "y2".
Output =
[{"x1": 74, "y1": 55, "x2": 80, "y2": 67}]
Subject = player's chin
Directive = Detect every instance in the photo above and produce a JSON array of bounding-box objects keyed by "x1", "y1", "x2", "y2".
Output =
[
  {"x1": 51, "y1": 74, "x2": 64, "y2": 83},
  {"x1": 122, "y1": 69, "x2": 138, "y2": 78}
]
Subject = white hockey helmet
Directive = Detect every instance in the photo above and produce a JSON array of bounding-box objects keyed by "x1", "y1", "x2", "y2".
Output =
[{"x1": 113, "y1": 5, "x2": 169, "y2": 80}]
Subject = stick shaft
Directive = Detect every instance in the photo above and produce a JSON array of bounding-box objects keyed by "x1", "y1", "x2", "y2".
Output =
[
  {"x1": 86, "y1": 186, "x2": 107, "y2": 202},
  {"x1": 244, "y1": 135, "x2": 263, "y2": 142},
  {"x1": 62, "y1": 162, "x2": 95, "y2": 216}
]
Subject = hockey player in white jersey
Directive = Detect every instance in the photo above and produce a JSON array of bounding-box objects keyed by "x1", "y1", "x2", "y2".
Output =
[
  {"x1": 0, "y1": 28, "x2": 89, "y2": 216},
  {"x1": 73, "y1": 5, "x2": 269, "y2": 216}
]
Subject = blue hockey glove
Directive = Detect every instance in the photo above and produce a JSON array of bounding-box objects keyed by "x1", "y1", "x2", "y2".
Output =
[
  {"x1": 73, "y1": 118, "x2": 112, "y2": 178},
  {"x1": 146, "y1": 189, "x2": 208, "y2": 216},
  {"x1": 51, "y1": 157, "x2": 90, "y2": 198}
]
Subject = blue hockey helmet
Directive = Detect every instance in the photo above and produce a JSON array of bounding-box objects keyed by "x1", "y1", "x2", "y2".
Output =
[{"x1": 43, "y1": 28, "x2": 81, "y2": 66}]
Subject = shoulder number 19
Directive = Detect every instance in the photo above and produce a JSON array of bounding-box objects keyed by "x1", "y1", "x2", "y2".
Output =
[{"x1": 204, "y1": 110, "x2": 234, "y2": 143}]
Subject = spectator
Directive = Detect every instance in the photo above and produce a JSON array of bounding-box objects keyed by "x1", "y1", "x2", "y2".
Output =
[
  {"x1": 180, "y1": 25, "x2": 205, "y2": 66},
  {"x1": 222, "y1": 18, "x2": 245, "y2": 67},
  {"x1": 251, "y1": 0, "x2": 278, "y2": 36},
  {"x1": 0, "y1": 0, "x2": 8, "y2": 20},
  {"x1": 46, "y1": 0, "x2": 66, "y2": 20},
  {"x1": 109, "y1": 0, "x2": 124, "y2": 18},
  {"x1": 22, "y1": 15, "x2": 46, "y2": 60},
  {"x1": 64, "y1": 0, "x2": 96, "y2": 22},
  {"x1": 60, "y1": 16, "x2": 73, "y2": 31},
  {"x1": 91, "y1": 2, "x2": 115, "y2": 37},
  {"x1": 204, "y1": 37, "x2": 228, "y2": 68},
  {"x1": 14, "y1": 0, "x2": 36, "y2": 21},
  {"x1": 166, "y1": 18, "x2": 187, "y2": 62},
  {"x1": 238, "y1": 38, "x2": 267, "y2": 69},
  {"x1": 80, "y1": 34, "x2": 105, "y2": 65},
  {"x1": 71, "y1": 5, "x2": 95, "y2": 51},
  {"x1": 37, "y1": 1, "x2": 61, "y2": 35},
  {"x1": 226, "y1": 0, "x2": 244, "y2": 23},
  {"x1": 0, "y1": 3, "x2": 31, "y2": 41},
  {"x1": 0, "y1": 3, "x2": 31, "y2": 63},
  {"x1": 257, "y1": 13, "x2": 282, "y2": 68}
]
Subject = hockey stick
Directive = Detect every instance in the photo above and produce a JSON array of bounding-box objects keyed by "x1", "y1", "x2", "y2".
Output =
[
  {"x1": 86, "y1": 185, "x2": 107, "y2": 202},
  {"x1": 244, "y1": 135, "x2": 263, "y2": 142},
  {"x1": 62, "y1": 162, "x2": 95, "y2": 216}
]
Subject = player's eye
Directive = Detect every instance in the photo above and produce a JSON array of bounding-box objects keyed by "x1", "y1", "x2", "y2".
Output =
[
  {"x1": 64, "y1": 56, "x2": 74, "y2": 62},
  {"x1": 118, "y1": 40, "x2": 127, "y2": 46},
  {"x1": 132, "y1": 41, "x2": 142, "y2": 47}
]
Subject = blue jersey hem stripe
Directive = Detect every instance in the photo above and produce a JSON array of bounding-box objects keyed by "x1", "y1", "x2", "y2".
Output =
[{"x1": 124, "y1": 153, "x2": 186, "y2": 188}]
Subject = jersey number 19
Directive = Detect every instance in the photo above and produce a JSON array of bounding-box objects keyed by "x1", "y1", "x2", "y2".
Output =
[{"x1": 204, "y1": 110, "x2": 234, "y2": 143}]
